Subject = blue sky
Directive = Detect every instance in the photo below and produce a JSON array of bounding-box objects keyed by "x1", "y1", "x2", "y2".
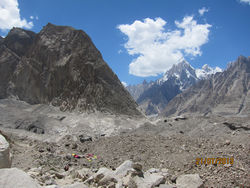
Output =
[{"x1": 0, "y1": 0, "x2": 249, "y2": 85}]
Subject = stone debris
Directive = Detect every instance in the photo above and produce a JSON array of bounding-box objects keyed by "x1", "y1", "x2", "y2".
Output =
[
  {"x1": 0, "y1": 134, "x2": 11, "y2": 168},
  {"x1": 176, "y1": 174, "x2": 204, "y2": 188},
  {"x1": 0, "y1": 168, "x2": 41, "y2": 188},
  {"x1": 0, "y1": 154, "x2": 208, "y2": 188}
]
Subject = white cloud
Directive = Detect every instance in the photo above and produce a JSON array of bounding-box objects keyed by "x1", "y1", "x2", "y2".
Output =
[
  {"x1": 121, "y1": 81, "x2": 128, "y2": 87},
  {"x1": 118, "y1": 49, "x2": 123, "y2": 54},
  {"x1": 118, "y1": 16, "x2": 211, "y2": 77},
  {"x1": 239, "y1": 0, "x2": 250, "y2": 4},
  {"x1": 30, "y1": 16, "x2": 38, "y2": 20},
  {"x1": 199, "y1": 7, "x2": 209, "y2": 16},
  {"x1": 0, "y1": 0, "x2": 33, "y2": 31}
]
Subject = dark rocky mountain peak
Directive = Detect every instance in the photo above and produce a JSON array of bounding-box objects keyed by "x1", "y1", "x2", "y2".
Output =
[
  {"x1": 3, "y1": 27, "x2": 36, "y2": 56},
  {"x1": 0, "y1": 23, "x2": 141, "y2": 116}
]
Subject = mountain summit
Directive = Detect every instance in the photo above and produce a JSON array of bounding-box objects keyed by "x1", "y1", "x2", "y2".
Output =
[
  {"x1": 196, "y1": 64, "x2": 222, "y2": 79},
  {"x1": 127, "y1": 60, "x2": 222, "y2": 115},
  {"x1": 162, "y1": 56, "x2": 250, "y2": 116},
  {"x1": 0, "y1": 23, "x2": 141, "y2": 116}
]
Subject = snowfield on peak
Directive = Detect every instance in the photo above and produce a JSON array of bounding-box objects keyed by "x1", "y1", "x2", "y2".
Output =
[{"x1": 196, "y1": 64, "x2": 223, "y2": 79}]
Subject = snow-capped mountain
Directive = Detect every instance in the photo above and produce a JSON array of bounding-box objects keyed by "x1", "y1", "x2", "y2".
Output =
[
  {"x1": 157, "y1": 60, "x2": 198, "y2": 90},
  {"x1": 127, "y1": 60, "x2": 223, "y2": 115},
  {"x1": 196, "y1": 64, "x2": 222, "y2": 79}
]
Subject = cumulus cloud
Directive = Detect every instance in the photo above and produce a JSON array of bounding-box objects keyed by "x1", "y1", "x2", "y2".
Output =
[
  {"x1": 0, "y1": 0, "x2": 33, "y2": 31},
  {"x1": 239, "y1": 0, "x2": 250, "y2": 4},
  {"x1": 118, "y1": 16, "x2": 211, "y2": 77},
  {"x1": 121, "y1": 81, "x2": 128, "y2": 87},
  {"x1": 199, "y1": 7, "x2": 209, "y2": 16}
]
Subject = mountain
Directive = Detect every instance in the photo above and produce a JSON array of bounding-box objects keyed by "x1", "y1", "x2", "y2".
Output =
[
  {"x1": 196, "y1": 64, "x2": 222, "y2": 79},
  {"x1": 157, "y1": 60, "x2": 198, "y2": 90},
  {"x1": 162, "y1": 56, "x2": 250, "y2": 117},
  {"x1": 126, "y1": 80, "x2": 153, "y2": 101},
  {"x1": 127, "y1": 60, "x2": 222, "y2": 115},
  {"x1": 0, "y1": 23, "x2": 141, "y2": 116}
]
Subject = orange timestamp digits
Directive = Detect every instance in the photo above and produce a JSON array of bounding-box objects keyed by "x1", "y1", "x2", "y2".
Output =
[{"x1": 196, "y1": 157, "x2": 234, "y2": 166}]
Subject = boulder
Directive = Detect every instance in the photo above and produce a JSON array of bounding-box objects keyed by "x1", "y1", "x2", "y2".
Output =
[
  {"x1": 0, "y1": 168, "x2": 41, "y2": 188},
  {"x1": 176, "y1": 174, "x2": 204, "y2": 188},
  {"x1": 115, "y1": 160, "x2": 133, "y2": 177},
  {"x1": 74, "y1": 168, "x2": 93, "y2": 180},
  {"x1": 61, "y1": 183, "x2": 88, "y2": 188},
  {"x1": 134, "y1": 172, "x2": 165, "y2": 188},
  {"x1": 122, "y1": 174, "x2": 137, "y2": 188},
  {"x1": 44, "y1": 183, "x2": 88, "y2": 188},
  {"x1": 0, "y1": 134, "x2": 11, "y2": 168},
  {"x1": 87, "y1": 167, "x2": 117, "y2": 186},
  {"x1": 159, "y1": 185, "x2": 176, "y2": 188}
]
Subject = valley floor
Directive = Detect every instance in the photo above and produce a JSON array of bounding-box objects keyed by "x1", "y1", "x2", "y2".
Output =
[{"x1": 0, "y1": 99, "x2": 249, "y2": 187}]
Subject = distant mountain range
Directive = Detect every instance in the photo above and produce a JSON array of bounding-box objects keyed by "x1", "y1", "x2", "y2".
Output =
[
  {"x1": 0, "y1": 24, "x2": 141, "y2": 116},
  {"x1": 162, "y1": 56, "x2": 250, "y2": 117},
  {"x1": 127, "y1": 60, "x2": 222, "y2": 115}
]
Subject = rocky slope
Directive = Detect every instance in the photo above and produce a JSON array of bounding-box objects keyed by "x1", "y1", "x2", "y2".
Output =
[
  {"x1": 128, "y1": 60, "x2": 222, "y2": 115},
  {"x1": 0, "y1": 24, "x2": 140, "y2": 116},
  {"x1": 162, "y1": 56, "x2": 250, "y2": 117},
  {"x1": 126, "y1": 80, "x2": 153, "y2": 101}
]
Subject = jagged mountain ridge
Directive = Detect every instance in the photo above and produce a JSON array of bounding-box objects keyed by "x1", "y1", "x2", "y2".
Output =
[
  {"x1": 126, "y1": 80, "x2": 154, "y2": 101},
  {"x1": 0, "y1": 23, "x2": 141, "y2": 116},
  {"x1": 196, "y1": 64, "x2": 222, "y2": 79},
  {"x1": 127, "y1": 60, "x2": 222, "y2": 115},
  {"x1": 162, "y1": 56, "x2": 250, "y2": 117}
]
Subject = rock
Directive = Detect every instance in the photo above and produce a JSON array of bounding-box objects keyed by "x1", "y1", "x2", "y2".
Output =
[
  {"x1": 170, "y1": 175, "x2": 177, "y2": 183},
  {"x1": 0, "y1": 168, "x2": 41, "y2": 188},
  {"x1": 147, "y1": 168, "x2": 160, "y2": 174},
  {"x1": 159, "y1": 184, "x2": 176, "y2": 188},
  {"x1": 54, "y1": 172, "x2": 65, "y2": 179},
  {"x1": 176, "y1": 174, "x2": 204, "y2": 188},
  {"x1": 98, "y1": 175, "x2": 117, "y2": 186},
  {"x1": 27, "y1": 167, "x2": 42, "y2": 178},
  {"x1": 71, "y1": 143, "x2": 78, "y2": 149},
  {"x1": 132, "y1": 162, "x2": 143, "y2": 171},
  {"x1": 61, "y1": 183, "x2": 88, "y2": 188},
  {"x1": 45, "y1": 178, "x2": 56, "y2": 185},
  {"x1": 43, "y1": 185, "x2": 59, "y2": 188},
  {"x1": 75, "y1": 168, "x2": 93, "y2": 180},
  {"x1": 79, "y1": 136, "x2": 92, "y2": 143},
  {"x1": 225, "y1": 140, "x2": 231, "y2": 145},
  {"x1": 0, "y1": 134, "x2": 11, "y2": 168},
  {"x1": 107, "y1": 182, "x2": 116, "y2": 188},
  {"x1": 115, "y1": 160, "x2": 133, "y2": 177},
  {"x1": 94, "y1": 167, "x2": 115, "y2": 183},
  {"x1": 122, "y1": 174, "x2": 137, "y2": 188},
  {"x1": 134, "y1": 172, "x2": 165, "y2": 188},
  {"x1": 160, "y1": 168, "x2": 169, "y2": 177}
]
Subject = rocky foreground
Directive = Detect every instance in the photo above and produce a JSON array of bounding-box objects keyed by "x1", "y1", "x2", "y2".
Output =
[{"x1": 1, "y1": 112, "x2": 249, "y2": 188}]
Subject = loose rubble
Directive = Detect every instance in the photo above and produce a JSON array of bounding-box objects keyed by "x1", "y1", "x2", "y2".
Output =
[{"x1": 0, "y1": 114, "x2": 249, "y2": 187}]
